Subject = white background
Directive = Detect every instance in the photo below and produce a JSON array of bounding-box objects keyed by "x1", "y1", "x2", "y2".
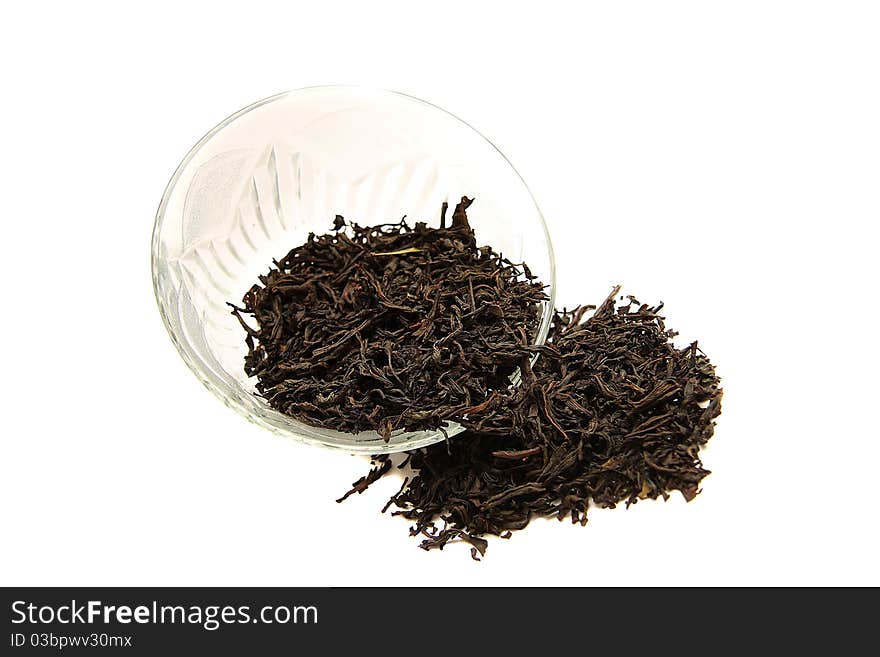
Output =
[{"x1": 1, "y1": 1, "x2": 878, "y2": 586}]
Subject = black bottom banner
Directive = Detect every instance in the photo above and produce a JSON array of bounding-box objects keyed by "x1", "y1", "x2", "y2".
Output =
[{"x1": 1, "y1": 587, "x2": 872, "y2": 653}]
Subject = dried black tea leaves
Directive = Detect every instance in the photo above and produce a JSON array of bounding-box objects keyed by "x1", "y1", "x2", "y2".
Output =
[
  {"x1": 230, "y1": 197, "x2": 547, "y2": 440},
  {"x1": 336, "y1": 455, "x2": 392, "y2": 503},
  {"x1": 230, "y1": 195, "x2": 723, "y2": 558},
  {"x1": 351, "y1": 287, "x2": 722, "y2": 558}
]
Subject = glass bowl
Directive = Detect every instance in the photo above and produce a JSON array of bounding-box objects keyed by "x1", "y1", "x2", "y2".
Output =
[{"x1": 151, "y1": 86, "x2": 556, "y2": 453}]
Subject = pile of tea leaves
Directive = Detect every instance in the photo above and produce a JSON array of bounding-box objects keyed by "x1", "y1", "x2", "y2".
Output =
[
  {"x1": 233, "y1": 197, "x2": 722, "y2": 558},
  {"x1": 230, "y1": 198, "x2": 546, "y2": 440},
  {"x1": 340, "y1": 287, "x2": 722, "y2": 559}
]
